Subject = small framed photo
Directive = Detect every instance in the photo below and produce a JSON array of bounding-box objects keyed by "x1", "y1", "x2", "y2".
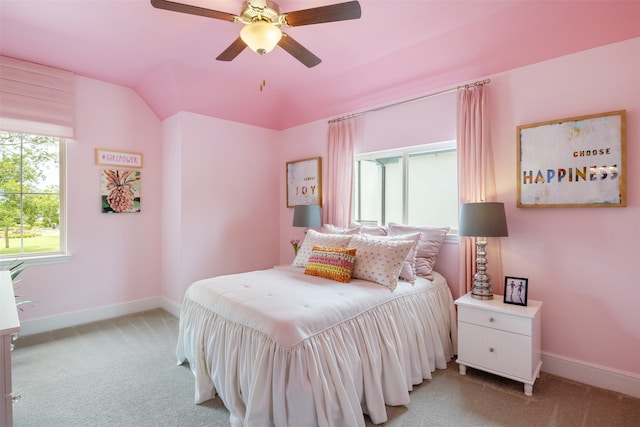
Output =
[{"x1": 504, "y1": 276, "x2": 528, "y2": 306}]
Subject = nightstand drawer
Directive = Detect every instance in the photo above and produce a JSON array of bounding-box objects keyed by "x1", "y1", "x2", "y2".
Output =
[
  {"x1": 458, "y1": 305, "x2": 531, "y2": 336},
  {"x1": 458, "y1": 322, "x2": 532, "y2": 379}
]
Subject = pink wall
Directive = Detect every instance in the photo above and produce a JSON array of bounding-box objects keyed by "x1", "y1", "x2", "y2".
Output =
[
  {"x1": 160, "y1": 112, "x2": 281, "y2": 303},
  {"x1": 278, "y1": 38, "x2": 640, "y2": 376},
  {"x1": 18, "y1": 76, "x2": 163, "y2": 320},
  {"x1": 278, "y1": 120, "x2": 330, "y2": 261},
  {"x1": 490, "y1": 38, "x2": 639, "y2": 374}
]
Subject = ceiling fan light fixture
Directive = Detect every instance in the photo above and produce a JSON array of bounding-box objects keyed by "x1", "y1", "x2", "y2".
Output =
[{"x1": 240, "y1": 21, "x2": 282, "y2": 55}]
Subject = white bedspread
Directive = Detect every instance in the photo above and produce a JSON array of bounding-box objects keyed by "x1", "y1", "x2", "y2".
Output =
[{"x1": 177, "y1": 265, "x2": 457, "y2": 427}]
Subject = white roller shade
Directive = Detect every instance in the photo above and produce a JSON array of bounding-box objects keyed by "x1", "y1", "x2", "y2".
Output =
[{"x1": 0, "y1": 55, "x2": 75, "y2": 138}]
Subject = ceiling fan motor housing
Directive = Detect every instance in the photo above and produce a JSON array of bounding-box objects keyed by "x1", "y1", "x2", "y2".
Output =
[{"x1": 239, "y1": 1, "x2": 282, "y2": 26}]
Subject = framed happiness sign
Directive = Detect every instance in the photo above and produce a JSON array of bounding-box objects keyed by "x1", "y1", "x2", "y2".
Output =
[{"x1": 517, "y1": 110, "x2": 626, "y2": 208}]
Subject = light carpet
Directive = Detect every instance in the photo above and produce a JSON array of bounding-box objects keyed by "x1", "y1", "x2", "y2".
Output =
[{"x1": 11, "y1": 309, "x2": 640, "y2": 426}]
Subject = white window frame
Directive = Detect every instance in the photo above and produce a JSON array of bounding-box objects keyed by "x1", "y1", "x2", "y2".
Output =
[
  {"x1": 0, "y1": 133, "x2": 70, "y2": 269},
  {"x1": 353, "y1": 140, "x2": 458, "y2": 235}
]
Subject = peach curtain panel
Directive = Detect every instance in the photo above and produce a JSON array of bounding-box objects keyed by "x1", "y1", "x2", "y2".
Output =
[
  {"x1": 457, "y1": 84, "x2": 502, "y2": 296},
  {"x1": 324, "y1": 118, "x2": 355, "y2": 228},
  {"x1": 0, "y1": 55, "x2": 75, "y2": 138}
]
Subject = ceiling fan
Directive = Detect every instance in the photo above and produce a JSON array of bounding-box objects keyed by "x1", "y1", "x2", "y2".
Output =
[{"x1": 150, "y1": 0, "x2": 362, "y2": 68}]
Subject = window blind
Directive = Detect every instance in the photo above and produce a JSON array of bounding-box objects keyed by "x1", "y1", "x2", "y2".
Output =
[{"x1": 0, "y1": 55, "x2": 75, "y2": 138}]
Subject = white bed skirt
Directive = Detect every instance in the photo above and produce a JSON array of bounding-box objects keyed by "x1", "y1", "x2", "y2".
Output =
[{"x1": 177, "y1": 270, "x2": 457, "y2": 426}]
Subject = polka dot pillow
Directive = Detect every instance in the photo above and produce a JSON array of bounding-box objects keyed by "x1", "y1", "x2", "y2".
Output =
[
  {"x1": 347, "y1": 234, "x2": 416, "y2": 290},
  {"x1": 369, "y1": 232, "x2": 422, "y2": 284}
]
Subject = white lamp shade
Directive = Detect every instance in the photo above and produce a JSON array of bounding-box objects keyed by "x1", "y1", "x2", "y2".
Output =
[{"x1": 240, "y1": 21, "x2": 282, "y2": 54}]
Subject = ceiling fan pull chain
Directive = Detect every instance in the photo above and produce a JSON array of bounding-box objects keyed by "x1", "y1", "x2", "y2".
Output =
[{"x1": 259, "y1": 54, "x2": 267, "y2": 92}]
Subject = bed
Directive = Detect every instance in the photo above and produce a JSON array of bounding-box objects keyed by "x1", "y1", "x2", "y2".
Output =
[{"x1": 177, "y1": 226, "x2": 457, "y2": 426}]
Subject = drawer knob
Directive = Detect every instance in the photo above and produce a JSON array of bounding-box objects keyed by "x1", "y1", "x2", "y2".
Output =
[
  {"x1": 489, "y1": 347, "x2": 494, "y2": 353},
  {"x1": 489, "y1": 317, "x2": 495, "y2": 322}
]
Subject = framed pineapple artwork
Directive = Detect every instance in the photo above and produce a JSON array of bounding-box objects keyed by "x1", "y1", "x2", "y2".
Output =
[{"x1": 101, "y1": 169, "x2": 141, "y2": 213}]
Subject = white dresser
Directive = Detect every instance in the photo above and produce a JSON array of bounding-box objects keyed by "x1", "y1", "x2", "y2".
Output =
[
  {"x1": 1, "y1": 271, "x2": 20, "y2": 427},
  {"x1": 455, "y1": 292, "x2": 542, "y2": 396}
]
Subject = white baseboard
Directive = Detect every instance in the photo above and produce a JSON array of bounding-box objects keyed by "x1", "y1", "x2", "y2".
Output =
[
  {"x1": 159, "y1": 297, "x2": 181, "y2": 318},
  {"x1": 542, "y1": 352, "x2": 640, "y2": 399},
  {"x1": 18, "y1": 297, "x2": 180, "y2": 336}
]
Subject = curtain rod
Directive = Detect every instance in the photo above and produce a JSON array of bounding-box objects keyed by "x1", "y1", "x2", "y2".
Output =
[{"x1": 328, "y1": 78, "x2": 491, "y2": 124}]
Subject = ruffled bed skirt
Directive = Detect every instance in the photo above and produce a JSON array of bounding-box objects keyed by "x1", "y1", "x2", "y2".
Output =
[{"x1": 177, "y1": 278, "x2": 457, "y2": 426}]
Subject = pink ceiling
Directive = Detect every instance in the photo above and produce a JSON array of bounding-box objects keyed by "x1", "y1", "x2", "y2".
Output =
[{"x1": 1, "y1": 1, "x2": 639, "y2": 130}]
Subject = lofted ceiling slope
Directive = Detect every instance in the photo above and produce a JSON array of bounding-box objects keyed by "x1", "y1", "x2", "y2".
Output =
[{"x1": 1, "y1": 1, "x2": 639, "y2": 130}]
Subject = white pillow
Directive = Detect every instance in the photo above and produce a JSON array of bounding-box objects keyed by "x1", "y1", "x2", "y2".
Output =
[
  {"x1": 369, "y1": 232, "x2": 422, "y2": 284},
  {"x1": 292, "y1": 230, "x2": 353, "y2": 267},
  {"x1": 347, "y1": 234, "x2": 416, "y2": 290}
]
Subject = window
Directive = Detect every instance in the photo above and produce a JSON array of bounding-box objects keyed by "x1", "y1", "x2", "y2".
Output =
[
  {"x1": 353, "y1": 141, "x2": 458, "y2": 232},
  {"x1": 0, "y1": 131, "x2": 65, "y2": 260}
]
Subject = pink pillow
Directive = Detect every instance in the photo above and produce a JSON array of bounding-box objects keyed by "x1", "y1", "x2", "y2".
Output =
[
  {"x1": 387, "y1": 223, "x2": 449, "y2": 280},
  {"x1": 349, "y1": 221, "x2": 387, "y2": 236}
]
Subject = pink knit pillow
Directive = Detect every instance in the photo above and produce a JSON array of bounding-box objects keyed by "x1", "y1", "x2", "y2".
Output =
[{"x1": 304, "y1": 246, "x2": 357, "y2": 283}]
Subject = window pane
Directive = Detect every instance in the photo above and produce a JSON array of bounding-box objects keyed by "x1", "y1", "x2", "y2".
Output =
[
  {"x1": 23, "y1": 136, "x2": 60, "y2": 191},
  {"x1": 21, "y1": 194, "x2": 60, "y2": 254},
  {"x1": 0, "y1": 135, "x2": 21, "y2": 194},
  {"x1": 0, "y1": 195, "x2": 21, "y2": 255},
  {"x1": 355, "y1": 159, "x2": 382, "y2": 224},
  {"x1": 354, "y1": 142, "x2": 457, "y2": 231},
  {"x1": 0, "y1": 131, "x2": 62, "y2": 258},
  {"x1": 381, "y1": 156, "x2": 403, "y2": 225},
  {"x1": 407, "y1": 150, "x2": 458, "y2": 229}
]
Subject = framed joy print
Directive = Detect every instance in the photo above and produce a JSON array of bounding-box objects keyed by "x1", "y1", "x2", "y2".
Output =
[{"x1": 286, "y1": 157, "x2": 322, "y2": 208}]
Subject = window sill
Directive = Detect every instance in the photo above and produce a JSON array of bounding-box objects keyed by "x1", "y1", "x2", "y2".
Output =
[
  {"x1": 0, "y1": 254, "x2": 71, "y2": 269},
  {"x1": 444, "y1": 234, "x2": 460, "y2": 244}
]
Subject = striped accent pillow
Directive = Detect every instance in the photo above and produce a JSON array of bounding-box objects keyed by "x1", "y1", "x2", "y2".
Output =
[{"x1": 304, "y1": 246, "x2": 357, "y2": 283}]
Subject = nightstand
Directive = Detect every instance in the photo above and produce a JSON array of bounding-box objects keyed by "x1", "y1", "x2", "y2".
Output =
[{"x1": 455, "y1": 292, "x2": 542, "y2": 396}]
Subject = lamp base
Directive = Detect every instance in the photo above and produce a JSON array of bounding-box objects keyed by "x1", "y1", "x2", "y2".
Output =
[
  {"x1": 471, "y1": 238, "x2": 493, "y2": 300},
  {"x1": 471, "y1": 287, "x2": 493, "y2": 300}
]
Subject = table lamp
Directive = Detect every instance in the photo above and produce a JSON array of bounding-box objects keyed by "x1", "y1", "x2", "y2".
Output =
[{"x1": 459, "y1": 202, "x2": 509, "y2": 300}]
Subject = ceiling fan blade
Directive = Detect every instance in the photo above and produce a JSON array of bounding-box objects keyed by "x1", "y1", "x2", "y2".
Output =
[
  {"x1": 216, "y1": 37, "x2": 247, "y2": 62},
  {"x1": 278, "y1": 33, "x2": 321, "y2": 68},
  {"x1": 150, "y1": 0, "x2": 237, "y2": 22},
  {"x1": 283, "y1": 1, "x2": 361, "y2": 27}
]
